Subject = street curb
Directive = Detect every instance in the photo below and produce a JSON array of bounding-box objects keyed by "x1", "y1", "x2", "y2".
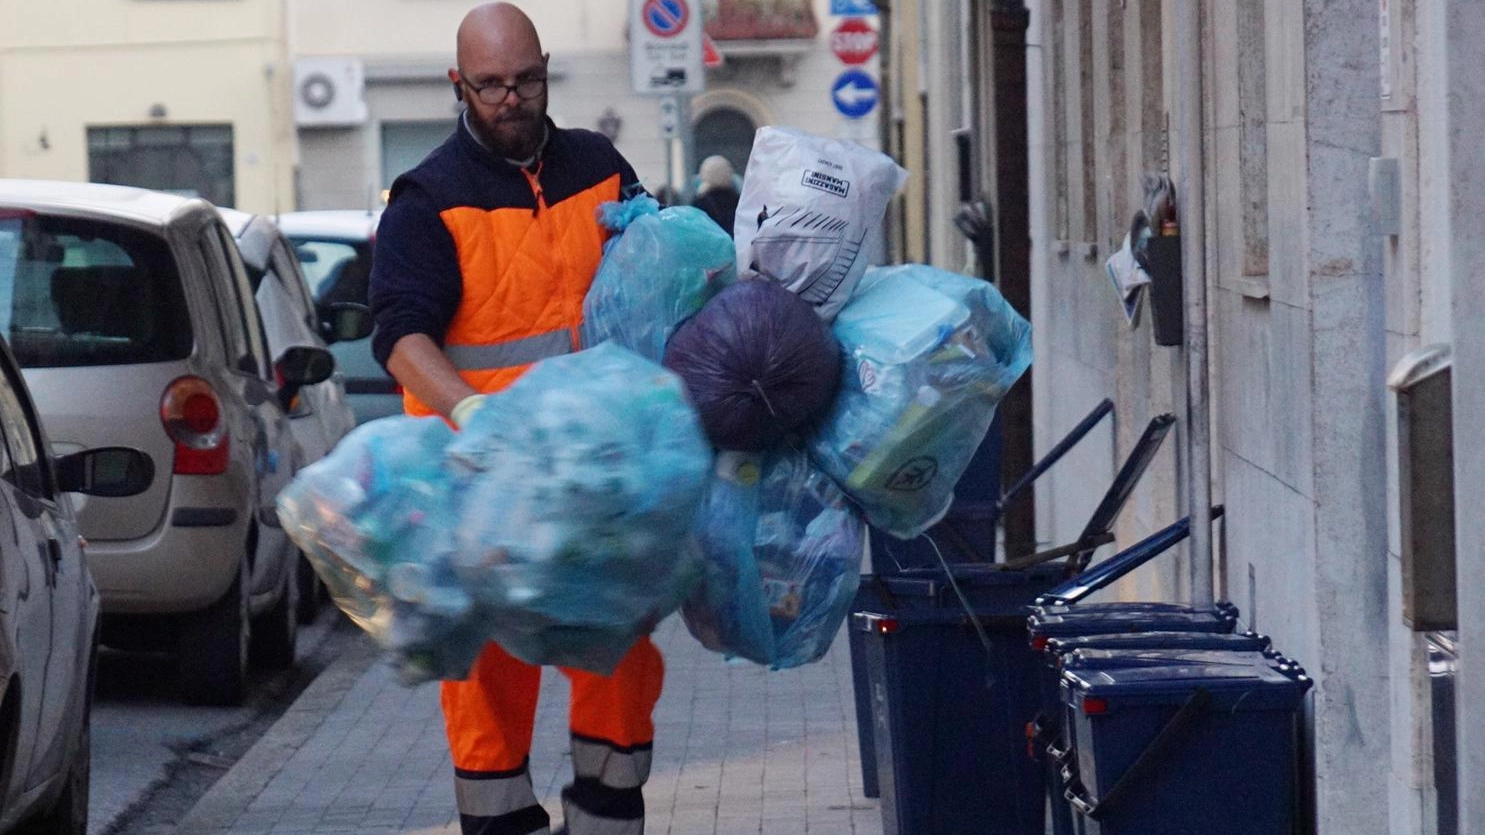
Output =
[{"x1": 171, "y1": 625, "x2": 381, "y2": 834}]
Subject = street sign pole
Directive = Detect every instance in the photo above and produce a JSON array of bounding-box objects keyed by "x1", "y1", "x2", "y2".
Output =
[
  {"x1": 629, "y1": 0, "x2": 705, "y2": 201},
  {"x1": 676, "y1": 94, "x2": 697, "y2": 202}
]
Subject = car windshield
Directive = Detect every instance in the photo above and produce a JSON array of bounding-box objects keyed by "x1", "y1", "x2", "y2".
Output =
[
  {"x1": 0, "y1": 212, "x2": 192, "y2": 367},
  {"x1": 289, "y1": 237, "x2": 372, "y2": 307}
]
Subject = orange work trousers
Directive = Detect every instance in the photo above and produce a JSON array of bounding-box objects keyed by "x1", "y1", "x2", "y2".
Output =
[{"x1": 443, "y1": 637, "x2": 664, "y2": 835}]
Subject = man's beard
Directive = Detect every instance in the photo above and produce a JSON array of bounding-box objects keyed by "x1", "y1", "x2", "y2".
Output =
[{"x1": 473, "y1": 107, "x2": 545, "y2": 161}]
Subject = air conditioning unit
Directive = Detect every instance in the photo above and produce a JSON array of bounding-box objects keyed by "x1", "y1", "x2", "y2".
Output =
[{"x1": 293, "y1": 57, "x2": 369, "y2": 127}]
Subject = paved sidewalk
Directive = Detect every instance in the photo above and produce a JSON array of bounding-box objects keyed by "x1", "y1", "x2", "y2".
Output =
[{"x1": 175, "y1": 615, "x2": 884, "y2": 834}]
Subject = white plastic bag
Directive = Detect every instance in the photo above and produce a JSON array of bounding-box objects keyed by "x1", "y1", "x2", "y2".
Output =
[{"x1": 734, "y1": 126, "x2": 908, "y2": 322}]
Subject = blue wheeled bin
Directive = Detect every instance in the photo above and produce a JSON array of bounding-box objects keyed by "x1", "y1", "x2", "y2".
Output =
[
  {"x1": 1056, "y1": 651, "x2": 1312, "y2": 834},
  {"x1": 849, "y1": 400, "x2": 1117, "y2": 800},
  {"x1": 1023, "y1": 511, "x2": 1245, "y2": 835},
  {"x1": 852, "y1": 560, "x2": 1067, "y2": 835}
]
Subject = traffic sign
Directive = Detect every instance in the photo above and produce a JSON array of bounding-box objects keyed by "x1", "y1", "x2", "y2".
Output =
[
  {"x1": 831, "y1": 69, "x2": 879, "y2": 119},
  {"x1": 702, "y1": 34, "x2": 724, "y2": 68},
  {"x1": 630, "y1": 0, "x2": 704, "y2": 95},
  {"x1": 642, "y1": 0, "x2": 689, "y2": 37},
  {"x1": 830, "y1": 0, "x2": 878, "y2": 15},
  {"x1": 831, "y1": 17, "x2": 879, "y2": 65}
]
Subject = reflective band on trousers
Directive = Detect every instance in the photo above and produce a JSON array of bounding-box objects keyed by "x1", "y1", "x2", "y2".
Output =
[
  {"x1": 445, "y1": 329, "x2": 572, "y2": 371},
  {"x1": 570, "y1": 737, "x2": 653, "y2": 790},
  {"x1": 561, "y1": 801, "x2": 643, "y2": 835},
  {"x1": 454, "y1": 769, "x2": 541, "y2": 818}
]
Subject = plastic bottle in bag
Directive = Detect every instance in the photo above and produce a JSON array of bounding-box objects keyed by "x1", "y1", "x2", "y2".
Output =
[{"x1": 807, "y1": 264, "x2": 1032, "y2": 539}]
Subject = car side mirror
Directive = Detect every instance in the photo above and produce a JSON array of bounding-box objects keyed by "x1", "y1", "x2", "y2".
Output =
[
  {"x1": 274, "y1": 345, "x2": 335, "y2": 411},
  {"x1": 319, "y1": 302, "x2": 374, "y2": 343},
  {"x1": 294, "y1": 246, "x2": 319, "y2": 264},
  {"x1": 55, "y1": 447, "x2": 155, "y2": 497}
]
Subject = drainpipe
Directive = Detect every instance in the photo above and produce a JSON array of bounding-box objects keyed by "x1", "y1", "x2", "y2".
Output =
[
  {"x1": 1172, "y1": 2, "x2": 1213, "y2": 608},
  {"x1": 990, "y1": 0, "x2": 1035, "y2": 559}
]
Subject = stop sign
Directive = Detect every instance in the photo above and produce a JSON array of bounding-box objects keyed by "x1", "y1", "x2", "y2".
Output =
[{"x1": 831, "y1": 17, "x2": 879, "y2": 65}]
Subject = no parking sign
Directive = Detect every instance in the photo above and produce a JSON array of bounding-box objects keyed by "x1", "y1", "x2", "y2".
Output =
[{"x1": 630, "y1": 0, "x2": 705, "y2": 95}]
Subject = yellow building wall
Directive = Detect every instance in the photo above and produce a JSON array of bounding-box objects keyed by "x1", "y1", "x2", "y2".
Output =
[{"x1": 0, "y1": 0, "x2": 294, "y2": 214}]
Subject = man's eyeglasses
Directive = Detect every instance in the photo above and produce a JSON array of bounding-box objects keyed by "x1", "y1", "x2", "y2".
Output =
[{"x1": 459, "y1": 72, "x2": 547, "y2": 105}]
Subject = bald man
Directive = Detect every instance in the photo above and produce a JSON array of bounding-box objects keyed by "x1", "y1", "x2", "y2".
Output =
[{"x1": 368, "y1": 5, "x2": 657, "y2": 834}]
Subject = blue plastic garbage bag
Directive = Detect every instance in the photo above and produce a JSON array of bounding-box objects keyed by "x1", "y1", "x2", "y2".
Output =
[
  {"x1": 580, "y1": 194, "x2": 738, "y2": 362},
  {"x1": 277, "y1": 415, "x2": 484, "y2": 683},
  {"x1": 446, "y1": 342, "x2": 713, "y2": 673},
  {"x1": 681, "y1": 447, "x2": 866, "y2": 669},
  {"x1": 807, "y1": 264, "x2": 1032, "y2": 539},
  {"x1": 663, "y1": 279, "x2": 842, "y2": 451}
]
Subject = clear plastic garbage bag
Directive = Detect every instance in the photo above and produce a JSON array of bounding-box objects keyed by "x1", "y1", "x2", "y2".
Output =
[
  {"x1": 807, "y1": 264, "x2": 1032, "y2": 539},
  {"x1": 446, "y1": 342, "x2": 713, "y2": 672},
  {"x1": 277, "y1": 415, "x2": 484, "y2": 683},
  {"x1": 681, "y1": 448, "x2": 866, "y2": 669},
  {"x1": 580, "y1": 194, "x2": 738, "y2": 362},
  {"x1": 279, "y1": 344, "x2": 717, "y2": 680}
]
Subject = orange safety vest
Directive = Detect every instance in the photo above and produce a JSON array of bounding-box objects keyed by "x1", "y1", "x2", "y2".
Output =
[{"x1": 399, "y1": 153, "x2": 624, "y2": 415}]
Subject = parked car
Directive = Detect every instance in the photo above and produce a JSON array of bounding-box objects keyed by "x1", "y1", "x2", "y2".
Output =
[
  {"x1": 0, "y1": 326, "x2": 153, "y2": 833},
  {"x1": 274, "y1": 210, "x2": 398, "y2": 424},
  {"x1": 0, "y1": 180, "x2": 335, "y2": 705},
  {"x1": 217, "y1": 207, "x2": 372, "y2": 621}
]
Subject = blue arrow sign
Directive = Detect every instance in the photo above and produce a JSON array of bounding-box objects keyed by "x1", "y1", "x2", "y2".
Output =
[
  {"x1": 831, "y1": 69, "x2": 879, "y2": 119},
  {"x1": 830, "y1": 0, "x2": 878, "y2": 15}
]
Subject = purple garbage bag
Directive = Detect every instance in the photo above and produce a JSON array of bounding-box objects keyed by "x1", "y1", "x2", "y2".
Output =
[{"x1": 663, "y1": 279, "x2": 842, "y2": 451}]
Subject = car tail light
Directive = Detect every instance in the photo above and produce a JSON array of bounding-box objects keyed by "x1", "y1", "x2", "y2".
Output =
[{"x1": 161, "y1": 376, "x2": 229, "y2": 475}]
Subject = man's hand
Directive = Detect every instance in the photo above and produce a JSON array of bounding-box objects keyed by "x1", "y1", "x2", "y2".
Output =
[
  {"x1": 386, "y1": 334, "x2": 479, "y2": 418},
  {"x1": 450, "y1": 394, "x2": 487, "y2": 429}
]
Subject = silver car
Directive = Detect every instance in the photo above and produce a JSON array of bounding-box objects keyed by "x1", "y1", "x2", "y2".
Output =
[
  {"x1": 0, "y1": 180, "x2": 334, "y2": 705},
  {"x1": 0, "y1": 324, "x2": 152, "y2": 835},
  {"x1": 218, "y1": 207, "x2": 372, "y2": 620},
  {"x1": 274, "y1": 210, "x2": 399, "y2": 424}
]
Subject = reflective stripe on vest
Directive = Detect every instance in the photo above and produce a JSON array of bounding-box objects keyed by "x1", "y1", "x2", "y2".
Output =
[
  {"x1": 445, "y1": 328, "x2": 573, "y2": 372},
  {"x1": 570, "y1": 735, "x2": 653, "y2": 790}
]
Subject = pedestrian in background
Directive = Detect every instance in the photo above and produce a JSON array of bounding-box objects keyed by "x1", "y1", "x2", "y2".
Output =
[
  {"x1": 368, "y1": 4, "x2": 661, "y2": 834},
  {"x1": 690, "y1": 154, "x2": 741, "y2": 237}
]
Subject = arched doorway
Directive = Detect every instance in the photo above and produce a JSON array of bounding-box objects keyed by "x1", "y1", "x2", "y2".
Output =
[{"x1": 694, "y1": 107, "x2": 757, "y2": 178}]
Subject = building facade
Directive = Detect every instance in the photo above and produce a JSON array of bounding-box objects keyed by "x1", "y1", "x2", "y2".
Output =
[
  {"x1": 875, "y1": 0, "x2": 1484, "y2": 832},
  {"x1": 1, "y1": 1, "x2": 886, "y2": 216},
  {"x1": 287, "y1": 0, "x2": 886, "y2": 211},
  {"x1": 0, "y1": 0, "x2": 296, "y2": 213}
]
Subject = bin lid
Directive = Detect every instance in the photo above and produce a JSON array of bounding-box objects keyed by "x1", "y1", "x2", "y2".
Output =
[
  {"x1": 1046, "y1": 630, "x2": 1271, "y2": 657},
  {"x1": 880, "y1": 562, "x2": 1066, "y2": 594},
  {"x1": 1027, "y1": 604, "x2": 1240, "y2": 639},
  {"x1": 863, "y1": 562, "x2": 1066, "y2": 613},
  {"x1": 852, "y1": 606, "x2": 1030, "y2": 633},
  {"x1": 1031, "y1": 600, "x2": 1241, "y2": 619},
  {"x1": 1064, "y1": 652, "x2": 1312, "y2": 712}
]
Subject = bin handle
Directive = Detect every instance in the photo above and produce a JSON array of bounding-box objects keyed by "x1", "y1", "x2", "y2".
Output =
[{"x1": 1062, "y1": 687, "x2": 1212, "y2": 821}]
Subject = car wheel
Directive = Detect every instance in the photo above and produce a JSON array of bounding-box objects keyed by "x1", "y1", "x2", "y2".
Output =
[
  {"x1": 251, "y1": 563, "x2": 298, "y2": 670},
  {"x1": 295, "y1": 550, "x2": 324, "y2": 623},
  {"x1": 18, "y1": 686, "x2": 91, "y2": 835},
  {"x1": 178, "y1": 561, "x2": 250, "y2": 706}
]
